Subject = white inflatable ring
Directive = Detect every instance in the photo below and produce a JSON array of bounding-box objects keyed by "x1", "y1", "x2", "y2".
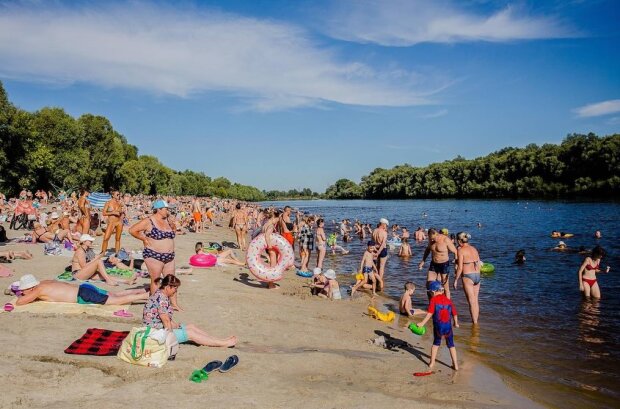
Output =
[{"x1": 246, "y1": 233, "x2": 294, "y2": 282}]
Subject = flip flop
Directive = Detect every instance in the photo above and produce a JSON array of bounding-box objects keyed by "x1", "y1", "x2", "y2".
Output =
[
  {"x1": 203, "y1": 360, "x2": 223, "y2": 373},
  {"x1": 113, "y1": 309, "x2": 133, "y2": 318},
  {"x1": 413, "y1": 371, "x2": 434, "y2": 377},
  {"x1": 218, "y1": 355, "x2": 239, "y2": 373}
]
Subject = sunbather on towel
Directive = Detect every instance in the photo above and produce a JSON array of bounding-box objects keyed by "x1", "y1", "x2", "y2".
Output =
[
  {"x1": 71, "y1": 234, "x2": 137, "y2": 285},
  {"x1": 14, "y1": 274, "x2": 148, "y2": 306}
]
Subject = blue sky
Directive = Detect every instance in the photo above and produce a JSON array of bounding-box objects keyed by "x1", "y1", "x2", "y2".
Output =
[{"x1": 0, "y1": 0, "x2": 618, "y2": 191}]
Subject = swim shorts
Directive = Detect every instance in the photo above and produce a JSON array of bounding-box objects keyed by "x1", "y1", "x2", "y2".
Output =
[
  {"x1": 193, "y1": 212, "x2": 202, "y2": 222},
  {"x1": 433, "y1": 324, "x2": 454, "y2": 348},
  {"x1": 362, "y1": 266, "x2": 373, "y2": 273},
  {"x1": 282, "y1": 232, "x2": 294, "y2": 246},
  {"x1": 173, "y1": 324, "x2": 189, "y2": 344},
  {"x1": 429, "y1": 260, "x2": 450, "y2": 275},
  {"x1": 77, "y1": 283, "x2": 109, "y2": 305},
  {"x1": 378, "y1": 248, "x2": 388, "y2": 258}
]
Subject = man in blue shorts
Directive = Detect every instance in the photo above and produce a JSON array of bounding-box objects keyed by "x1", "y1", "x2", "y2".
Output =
[{"x1": 418, "y1": 228, "x2": 458, "y2": 299}]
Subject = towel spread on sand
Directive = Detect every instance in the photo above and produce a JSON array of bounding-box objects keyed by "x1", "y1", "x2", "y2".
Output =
[
  {"x1": 57, "y1": 267, "x2": 136, "y2": 281},
  {"x1": 1, "y1": 298, "x2": 121, "y2": 317},
  {"x1": 65, "y1": 328, "x2": 129, "y2": 356}
]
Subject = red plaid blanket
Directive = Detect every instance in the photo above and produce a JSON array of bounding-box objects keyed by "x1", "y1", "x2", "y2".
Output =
[{"x1": 64, "y1": 328, "x2": 129, "y2": 356}]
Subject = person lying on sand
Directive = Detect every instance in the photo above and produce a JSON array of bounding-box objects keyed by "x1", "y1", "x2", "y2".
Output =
[
  {"x1": 0, "y1": 250, "x2": 33, "y2": 261},
  {"x1": 14, "y1": 274, "x2": 148, "y2": 306}
]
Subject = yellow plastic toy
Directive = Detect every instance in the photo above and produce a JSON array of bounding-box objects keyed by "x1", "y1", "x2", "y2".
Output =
[
  {"x1": 367, "y1": 306, "x2": 395, "y2": 322},
  {"x1": 355, "y1": 273, "x2": 364, "y2": 281}
]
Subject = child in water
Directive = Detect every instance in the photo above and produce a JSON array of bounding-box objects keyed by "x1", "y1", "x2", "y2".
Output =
[
  {"x1": 327, "y1": 232, "x2": 349, "y2": 255},
  {"x1": 417, "y1": 281, "x2": 459, "y2": 372},
  {"x1": 351, "y1": 241, "x2": 379, "y2": 298},
  {"x1": 399, "y1": 282, "x2": 425, "y2": 317}
]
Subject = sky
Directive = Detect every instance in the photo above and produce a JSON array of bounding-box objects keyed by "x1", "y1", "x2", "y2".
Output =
[{"x1": 0, "y1": 0, "x2": 619, "y2": 191}]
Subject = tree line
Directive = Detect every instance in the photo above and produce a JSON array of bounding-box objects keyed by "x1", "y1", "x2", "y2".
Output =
[
  {"x1": 0, "y1": 81, "x2": 275, "y2": 201},
  {"x1": 325, "y1": 133, "x2": 620, "y2": 199}
]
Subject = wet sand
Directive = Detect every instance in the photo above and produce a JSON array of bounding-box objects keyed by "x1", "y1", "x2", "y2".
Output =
[{"x1": 0, "y1": 224, "x2": 541, "y2": 408}]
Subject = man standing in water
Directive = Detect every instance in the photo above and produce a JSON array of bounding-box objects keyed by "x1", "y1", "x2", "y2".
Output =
[
  {"x1": 419, "y1": 228, "x2": 458, "y2": 299},
  {"x1": 372, "y1": 218, "x2": 389, "y2": 291},
  {"x1": 101, "y1": 188, "x2": 125, "y2": 254},
  {"x1": 77, "y1": 188, "x2": 91, "y2": 234}
]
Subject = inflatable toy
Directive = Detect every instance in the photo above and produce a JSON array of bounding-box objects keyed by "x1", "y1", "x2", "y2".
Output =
[
  {"x1": 4, "y1": 303, "x2": 14, "y2": 312},
  {"x1": 368, "y1": 306, "x2": 395, "y2": 322},
  {"x1": 408, "y1": 322, "x2": 426, "y2": 336},
  {"x1": 246, "y1": 233, "x2": 294, "y2": 282},
  {"x1": 388, "y1": 238, "x2": 402, "y2": 248},
  {"x1": 480, "y1": 262, "x2": 495, "y2": 274},
  {"x1": 296, "y1": 270, "x2": 313, "y2": 278},
  {"x1": 189, "y1": 253, "x2": 217, "y2": 268}
]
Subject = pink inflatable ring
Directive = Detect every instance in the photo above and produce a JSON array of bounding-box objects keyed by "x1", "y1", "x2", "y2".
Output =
[
  {"x1": 189, "y1": 253, "x2": 217, "y2": 268},
  {"x1": 246, "y1": 233, "x2": 294, "y2": 282}
]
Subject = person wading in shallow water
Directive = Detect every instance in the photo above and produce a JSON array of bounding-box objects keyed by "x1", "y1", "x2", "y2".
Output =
[
  {"x1": 372, "y1": 218, "x2": 389, "y2": 291},
  {"x1": 419, "y1": 228, "x2": 458, "y2": 300}
]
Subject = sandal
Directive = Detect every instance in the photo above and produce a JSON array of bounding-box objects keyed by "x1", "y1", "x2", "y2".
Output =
[{"x1": 218, "y1": 355, "x2": 239, "y2": 373}]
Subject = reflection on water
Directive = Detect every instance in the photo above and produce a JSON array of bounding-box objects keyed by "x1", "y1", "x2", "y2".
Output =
[{"x1": 264, "y1": 199, "x2": 620, "y2": 409}]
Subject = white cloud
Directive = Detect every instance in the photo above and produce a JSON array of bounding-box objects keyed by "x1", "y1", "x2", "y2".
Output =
[
  {"x1": 321, "y1": 0, "x2": 574, "y2": 46},
  {"x1": 421, "y1": 109, "x2": 448, "y2": 119},
  {"x1": 0, "y1": 2, "x2": 447, "y2": 111},
  {"x1": 573, "y1": 99, "x2": 620, "y2": 118}
]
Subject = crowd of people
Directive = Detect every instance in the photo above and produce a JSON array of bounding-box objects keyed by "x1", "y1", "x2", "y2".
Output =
[{"x1": 0, "y1": 187, "x2": 613, "y2": 374}]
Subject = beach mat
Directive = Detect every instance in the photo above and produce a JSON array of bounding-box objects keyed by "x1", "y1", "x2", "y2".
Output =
[
  {"x1": 2, "y1": 298, "x2": 121, "y2": 317},
  {"x1": 65, "y1": 328, "x2": 129, "y2": 356},
  {"x1": 57, "y1": 267, "x2": 136, "y2": 281}
]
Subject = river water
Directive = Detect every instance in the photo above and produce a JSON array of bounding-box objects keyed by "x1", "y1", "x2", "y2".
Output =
[{"x1": 263, "y1": 199, "x2": 620, "y2": 409}]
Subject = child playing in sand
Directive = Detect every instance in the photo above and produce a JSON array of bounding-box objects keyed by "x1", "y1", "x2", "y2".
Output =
[
  {"x1": 399, "y1": 282, "x2": 425, "y2": 317},
  {"x1": 327, "y1": 232, "x2": 349, "y2": 255},
  {"x1": 324, "y1": 269, "x2": 341, "y2": 300},
  {"x1": 351, "y1": 241, "x2": 379, "y2": 298},
  {"x1": 310, "y1": 267, "x2": 329, "y2": 297},
  {"x1": 417, "y1": 281, "x2": 459, "y2": 372}
]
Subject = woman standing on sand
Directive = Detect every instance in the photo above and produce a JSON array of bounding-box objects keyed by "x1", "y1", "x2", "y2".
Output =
[
  {"x1": 129, "y1": 199, "x2": 181, "y2": 310},
  {"x1": 315, "y1": 219, "x2": 327, "y2": 269},
  {"x1": 454, "y1": 232, "x2": 481, "y2": 324},
  {"x1": 578, "y1": 246, "x2": 611, "y2": 299}
]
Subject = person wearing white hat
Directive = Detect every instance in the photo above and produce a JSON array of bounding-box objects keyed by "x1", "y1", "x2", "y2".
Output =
[
  {"x1": 15, "y1": 274, "x2": 148, "y2": 307},
  {"x1": 70, "y1": 234, "x2": 136, "y2": 285},
  {"x1": 324, "y1": 269, "x2": 341, "y2": 300},
  {"x1": 372, "y1": 218, "x2": 390, "y2": 290}
]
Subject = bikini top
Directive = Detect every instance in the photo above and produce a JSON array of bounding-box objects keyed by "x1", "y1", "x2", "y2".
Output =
[
  {"x1": 145, "y1": 218, "x2": 176, "y2": 240},
  {"x1": 585, "y1": 260, "x2": 600, "y2": 270}
]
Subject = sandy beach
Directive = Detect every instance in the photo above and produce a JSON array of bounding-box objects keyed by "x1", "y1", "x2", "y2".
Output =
[{"x1": 0, "y1": 224, "x2": 541, "y2": 409}]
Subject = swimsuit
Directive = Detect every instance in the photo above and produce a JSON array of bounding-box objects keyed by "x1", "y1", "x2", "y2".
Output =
[
  {"x1": 144, "y1": 218, "x2": 176, "y2": 263},
  {"x1": 429, "y1": 294, "x2": 457, "y2": 348},
  {"x1": 583, "y1": 260, "x2": 600, "y2": 288},
  {"x1": 462, "y1": 259, "x2": 481, "y2": 285},
  {"x1": 429, "y1": 260, "x2": 450, "y2": 275},
  {"x1": 378, "y1": 247, "x2": 388, "y2": 258},
  {"x1": 77, "y1": 283, "x2": 109, "y2": 305},
  {"x1": 362, "y1": 266, "x2": 373, "y2": 274}
]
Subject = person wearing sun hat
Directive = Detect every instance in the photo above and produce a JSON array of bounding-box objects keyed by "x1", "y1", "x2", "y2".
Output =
[
  {"x1": 129, "y1": 198, "x2": 180, "y2": 309},
  {"x1": 70, "y1": 234, "x2": 136, "y2": 285},
  {"x1": 324, "y1": 269, "x2": 341, "y2": 300},
  {"x1": 14, "y1": 274, "x2": 148, "y2": 307}
]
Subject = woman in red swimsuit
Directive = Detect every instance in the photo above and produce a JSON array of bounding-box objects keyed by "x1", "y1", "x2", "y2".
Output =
[{"x1": 578, "y1": 246, "x2": 611, "y2": 299}]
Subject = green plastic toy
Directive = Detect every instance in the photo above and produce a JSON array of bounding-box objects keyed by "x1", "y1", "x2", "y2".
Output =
[
  {"x1": 480, "y1": 262, "x2": 495, "y2": 274},
  {"x1": 190, "y1": 369, "x2": 209, "y2": 383},
  {"x1": 408, "y1": 322, "x2": 426, "y2": 336}
]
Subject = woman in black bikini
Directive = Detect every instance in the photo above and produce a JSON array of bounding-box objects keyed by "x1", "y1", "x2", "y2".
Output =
[
  {"x1": 454, "y1": 232, "x2": 482, "y2": 324},
  {"x1": 129, "y1": 199, "x2": 181, "y2": 309}
]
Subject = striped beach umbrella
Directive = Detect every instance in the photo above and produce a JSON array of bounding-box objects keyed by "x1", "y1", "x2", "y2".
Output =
[{"x1": 88, "y1": 192, "x2": 111, "y2": 209}]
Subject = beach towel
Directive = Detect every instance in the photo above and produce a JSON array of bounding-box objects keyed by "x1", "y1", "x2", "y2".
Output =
[
  {"x1": 65, "y1": 328, "x2": 130, "y2": 356},
  {"x1": 57, "y1": 267, "x2": 136, "y2": 281},
  {"x1": 2, "y1": 298, "x2": 121, "y2": 317}
]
